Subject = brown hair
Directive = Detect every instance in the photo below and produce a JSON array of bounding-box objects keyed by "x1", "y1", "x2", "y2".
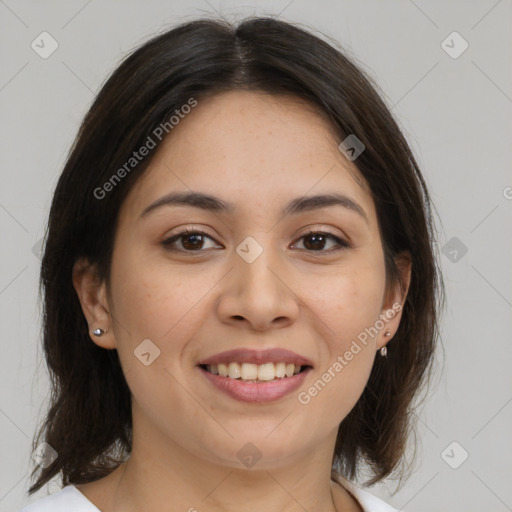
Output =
[{"x1": 29, "y1": 16, "x2": 443, "y2": 494}]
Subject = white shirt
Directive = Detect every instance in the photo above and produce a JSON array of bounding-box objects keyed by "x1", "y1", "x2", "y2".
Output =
[{"x1": 20, "y1": 476, "x2": 398, "y2": 512}]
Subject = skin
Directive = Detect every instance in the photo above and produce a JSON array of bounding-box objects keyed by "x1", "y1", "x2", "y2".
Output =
[{"x1": 73, "y1": 90, "x2": 411, "y2": 512}]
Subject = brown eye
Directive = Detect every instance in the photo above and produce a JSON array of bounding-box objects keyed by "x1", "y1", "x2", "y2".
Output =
[
  {"x1": 294, "y1": 231, "x2": 349, "y2": 252},
  {"x1": 162, "y1": 230, "x2": 219, "y2": 252}
]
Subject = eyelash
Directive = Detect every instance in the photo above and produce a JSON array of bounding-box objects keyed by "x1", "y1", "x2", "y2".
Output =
[{"x1": 162, "y1": 228, "x2": 350, "y2": 254}]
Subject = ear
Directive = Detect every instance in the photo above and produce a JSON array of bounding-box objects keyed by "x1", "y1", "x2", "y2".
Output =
[
  {"x1": 376, "y1": 251, "x2": 412, "y2": 351},
  {"x1": 72, "y1": 258, "x2": 116, "y2": 349}
]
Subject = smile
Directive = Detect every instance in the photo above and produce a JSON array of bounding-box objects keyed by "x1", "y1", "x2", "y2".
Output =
[
  {"x1": 196, "y1": 347, "x2": 314, "y2": 402},
  {"x1": 197, "y1": 364, "x2": 313, "y2": 403},
  {"x1": 200, "y1": 362, "x2": 310, "y2": 382}
]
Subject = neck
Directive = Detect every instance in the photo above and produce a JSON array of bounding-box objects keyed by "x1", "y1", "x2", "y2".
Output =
[
  {"x1": 77, "y1": 407, "x2": 362, "y2": 512},
  {"x1": 113, "y1": 443, "x2": 339, "y2": 512}
]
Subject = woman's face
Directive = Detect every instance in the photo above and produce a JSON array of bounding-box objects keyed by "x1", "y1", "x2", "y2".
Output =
[{"x1": 77, "y1": 90, "x2": 408, "y2": 469}]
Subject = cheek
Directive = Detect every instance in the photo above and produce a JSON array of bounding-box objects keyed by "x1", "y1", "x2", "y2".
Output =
[
  {"x1": 298, "y1": 259, "x2": 384, "y2": 414},
  {"x1": 107, "y1": 256, "x2": 211, "y2": 414},
  {"x1": 110, "y1": 244, "x2": 191, "y2": 332},
  {"x1": 109, "y1": 248, "x2": 223, "y2": 367},
  {"x1": 298, "y1": 284, "x2": 380, "y2": 429},
  {"x1": 310, "y1": 262, "x2": 385, "y2": 345}
]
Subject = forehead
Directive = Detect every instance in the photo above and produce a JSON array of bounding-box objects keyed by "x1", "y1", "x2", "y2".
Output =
[{"x1": 121, "y1": 90, "x2": 376, "y2": 225}]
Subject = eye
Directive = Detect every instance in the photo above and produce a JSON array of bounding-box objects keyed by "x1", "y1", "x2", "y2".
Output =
[
  {"x1": 292, "y1": 230, "x2": 350, "y2": 252},
  {"x1": 162, "y1": 229, "x2": 350, "y2": 254},
  {"x1": 162, "y1": 229, "x2": 220, "y2": 252}
]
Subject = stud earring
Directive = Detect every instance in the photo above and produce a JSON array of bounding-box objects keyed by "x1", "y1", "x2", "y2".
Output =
[
  {"x1": 93, "y1": 328, "x2": 108, "y2": 337},
  {"x1": 380, "y1": 330, "x2": 391, "y2": 357}
]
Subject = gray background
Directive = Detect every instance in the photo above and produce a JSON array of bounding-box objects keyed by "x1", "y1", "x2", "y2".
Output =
[{"x1": 1, "y1": 1, "x2": 511, "y2": 511}]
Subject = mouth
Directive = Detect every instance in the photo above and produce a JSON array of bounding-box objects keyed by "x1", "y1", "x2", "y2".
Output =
[
  {"x1": 196, "y1": 348, "x2": 313, "y2": 402},
  {"x1": 198, "y1": 361, "x2": 312, "y2": 382}
]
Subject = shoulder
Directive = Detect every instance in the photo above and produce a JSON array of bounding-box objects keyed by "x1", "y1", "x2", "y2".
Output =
[
  {"x1": 332, "y1": 471, "x2": 400, "y2": 512},
  {"x1": 20, "y1": 485, "x2": 101, "y2": 512}
]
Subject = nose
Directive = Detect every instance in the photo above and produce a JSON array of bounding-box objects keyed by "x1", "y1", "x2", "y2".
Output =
[{"x1": 216, "y1": 244, "x2": 300, "y2": 332}]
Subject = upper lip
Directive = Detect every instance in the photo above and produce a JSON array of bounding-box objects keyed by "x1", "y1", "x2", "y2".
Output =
[{"x1": 197, "y1": 348, "x2": 313, "y2": 367}]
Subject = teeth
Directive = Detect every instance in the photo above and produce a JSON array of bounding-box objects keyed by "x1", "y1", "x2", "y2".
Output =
[
  {"x1": 275, "y1": 362, "x2": 286, "y2": 378},
  {"x1": 228, "y1": 362, "x2": 241, "y2": 379},
  {"x1": 218, "y1": 363, "x2": 228, "y2": 377},
  {"x1": 241, "y1": 363, "x2": 258, "y2": 380},
  {"x1": 205, "y1": 362, "x2": 304, "y2": 381},
  {"x1": 258, "y1": 363, "x2": 275, "y2": 381}
]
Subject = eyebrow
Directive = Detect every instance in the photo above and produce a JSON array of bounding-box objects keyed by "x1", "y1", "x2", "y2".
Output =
[{"x1": 140, "y1": 191, "x2": 368, "y2": 223}]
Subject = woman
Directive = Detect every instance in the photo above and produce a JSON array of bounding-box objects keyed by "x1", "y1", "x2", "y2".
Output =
[{"x1": 22, "y1": 16, "x2": 443, "y2": 512}]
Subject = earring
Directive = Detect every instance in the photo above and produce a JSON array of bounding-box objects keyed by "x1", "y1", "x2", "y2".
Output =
[
  {"x1": 381, "y1": 330, "x2": 391, "y2": 357},
  {"x1": 93, "y1": 328, "x2": 108, "y2": 337}
]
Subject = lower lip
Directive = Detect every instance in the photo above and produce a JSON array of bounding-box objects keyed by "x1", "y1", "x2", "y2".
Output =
[{"x1": 197, "y1": 366, "x2": 312, "y2": 403}]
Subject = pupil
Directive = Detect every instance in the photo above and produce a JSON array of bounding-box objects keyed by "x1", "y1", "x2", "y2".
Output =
[
  {"x1": 304, "y1": 234, "x2": 325, "y2": 250},
  {"x1": 183, "y1": 234, "x2": 203, "y2": 250}
]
